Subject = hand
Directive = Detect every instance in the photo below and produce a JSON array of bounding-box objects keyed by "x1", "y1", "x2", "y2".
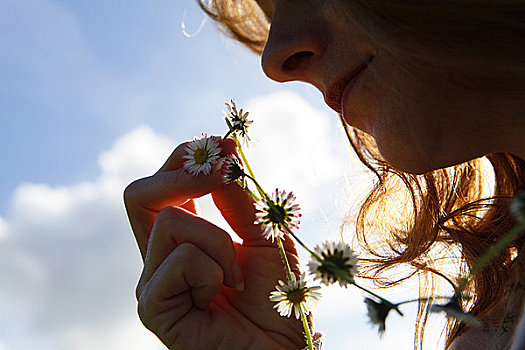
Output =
[{"x1": 124, "y1": 138, "x2": 306, "y2": 350}]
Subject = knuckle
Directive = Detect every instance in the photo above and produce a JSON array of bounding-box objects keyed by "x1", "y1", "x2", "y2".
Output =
[
  {"x1": 137, "y1": 296, "x2": 154, "y2": 330},
  {"x1": 211, "y1": 264, "x2": 224, "y2": 285},
  {"x1": 150, "y1": 207, "x2": 179, "y2": 244},
  {"x1": 123, "y1": 177, "x2": 145, "y2": 206},
  {"x1": 155, "y1": 206, "x2": 178, "y2": 222},
  {"x1": 154, "y1": 206, "x2": 185, "y2": 232},
  {"x1": 176, "y1": 242, "x2": 200, "y2": 262},
  {"x1": 217, "y1": 235, "x2": 235, "y2": 260},
  {"x1": 176, "y1": 243, "x2": 224, "y2": 286},
  {"x1": 136, "y1": 284, "x2": 155, "y2": 330},
  {"x1": 174, "y1": 141, "x2": 190, "y2": 154}
]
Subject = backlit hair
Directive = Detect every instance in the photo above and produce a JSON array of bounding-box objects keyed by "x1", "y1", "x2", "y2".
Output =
[{"x1": 198, "y1": 1, "x2": 525, "y2": 347}]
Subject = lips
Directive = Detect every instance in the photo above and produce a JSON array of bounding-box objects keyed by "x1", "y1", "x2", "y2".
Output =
[{"x1": 324, "y1": 57, "x2": 373, "y2": 114}]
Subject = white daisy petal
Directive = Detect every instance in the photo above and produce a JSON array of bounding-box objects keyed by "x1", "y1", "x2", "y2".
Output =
[
  {"x1": 182, "y1": 134, "x2": 222, "y2": 176},
  {"x1": 269, "y1": 274, "x2": 322, "y2": 319}
]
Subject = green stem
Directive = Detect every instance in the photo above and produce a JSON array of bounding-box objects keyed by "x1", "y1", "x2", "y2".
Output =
[
  {"x1": 223, "y1": 118, "x2": 235, "y2": 139},
  {"x1": 224, "y1": 117, "x2": 265, "y2": 200},
  {"x1": 234, "y1": 139, "x2": 318, "y2": 264},
  {"x1": 276, "y1": 236, "x2": 293, "y2": 281},
  {"x1": 223, "y1": 129, "x2": 232, "y2": 140},
  {"x1": 273, "y1": 210, "x2": 312, "y2": 350},
  {"x1": 245, "y1": 175, "x2": 271, "y2": 202},
  {"x1": 232, "y1": 137, "x2": 266, "y2": 200},
  {"x1": 225, "y1": 122, "x2": 313, "y2": 280},
  {"x1": 277, "y1": 234, "x2": 314, "y2": 350},
  {"x1": 301, "y1": 310, "x2": 314, "y2": 350},
  {"x1": 236, "y1": 141, "x2": 255, "y2": 177},
  {"x1": 283, "y1": 225, "x2": 322, "y2": 261},
  {"x1": 242, "y1": 184, "x2": 260, "y2": 202},
  {"x1": 223, "y1": 115, "x2": 313, "y2": 349}
]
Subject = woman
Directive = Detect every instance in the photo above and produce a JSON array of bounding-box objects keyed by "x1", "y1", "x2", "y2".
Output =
[{"x1": 124, "y1": 1, "x2": 525, "y2": 349}]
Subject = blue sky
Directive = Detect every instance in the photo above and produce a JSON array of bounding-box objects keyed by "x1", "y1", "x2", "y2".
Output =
[
  {"x1": 1, "y1": 0, "x2": 307, "y2": 212},
  {"x1": 0, "y1": 1, "x2": 448, "y2": 349}
]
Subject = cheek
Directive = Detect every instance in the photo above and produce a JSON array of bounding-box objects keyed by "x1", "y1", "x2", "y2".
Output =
[
  {"x1": 370, "y1": 94, "x2": 483, "y2": 174},
  {"x1": 368, "y1": 87, "x2": 449, "y2": 174},
  {"x1": 372, "y1": 115, "x2": 440, "y2": 174},
  {"x1": 341, "y1": 68, "x2": 382, "y2": 134},
  {"x1": 344, "y1": 61, "x2": 489, "y2": 174},
  {"x1": 343, "y1": 68, "x2": 443, "y2": 173}
]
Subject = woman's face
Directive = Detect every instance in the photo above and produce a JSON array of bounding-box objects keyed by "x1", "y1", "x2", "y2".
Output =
[{"x1": 256, "y1": 0, "x2": 511, "y2": 174}]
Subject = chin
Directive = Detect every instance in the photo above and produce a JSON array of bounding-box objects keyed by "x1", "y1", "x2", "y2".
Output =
[
  {"x1": 376, "y1": 139, "x2": 484, "y2": 175},
  {"x1": 373, "y1": 128, "x2": 456, "y2": 175},
  {"x1": 377, "y1": 146, "x2": 436, "y2": 174}
]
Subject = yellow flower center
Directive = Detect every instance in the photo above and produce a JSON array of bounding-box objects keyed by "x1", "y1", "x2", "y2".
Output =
[
  {"x1": 193, "y1": 148, "x2": 209, "y2": 164},
  {"x1": 287, "y1": 288, "x2": 306, "y2": 304},
  {"x1": 268, "y1": 203, "x2": 287, "y2": 224}
]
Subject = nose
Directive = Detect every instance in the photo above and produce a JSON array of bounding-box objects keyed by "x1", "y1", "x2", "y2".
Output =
[{"x1": 261, "y1": 13, "x2": 327, "y2": 83}]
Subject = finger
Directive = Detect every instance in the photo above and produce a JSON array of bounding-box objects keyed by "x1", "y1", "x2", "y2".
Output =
[
  {"x1": 137, "y1": 206, "x2": 244, "y2": 296},
  {"x1": 124, "y1": 137, "x2": 237, "y2": 257},
  {"x1": 211, "y1": 183, "x2": 263, "y2": 242},
  {"x1": 212, "y1": 184, "x2": 298, "y2": 253},
  {"x1": 137, "y1": 243, "x2": 223, "y2": 331},
  {"x1": 125, "y1": 169, "x2": 225, "y2": 257}
]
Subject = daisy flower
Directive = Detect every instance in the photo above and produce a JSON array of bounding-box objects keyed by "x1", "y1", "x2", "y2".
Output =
[
  {"x1": 221, "y1": 154, "x2": 245, "y2": 184},
  {"x1": 308, "y1": 241, "x2": 358, "y2": 287},
  {"x1": 182, "y1": 135, "x2": 222, "y2": 176},
  {"x1": 224, "y1": 100, "x2": 253, "y2": 143},
  {"x1": 364, "y1": 298, "x2": 397, "y2": 335},
  {"x1": 254, "y1": 189, "x2": 301, "y2": 242},
  {"x1": 269, "y1": 273, "x2": 322, "y2": 319}
]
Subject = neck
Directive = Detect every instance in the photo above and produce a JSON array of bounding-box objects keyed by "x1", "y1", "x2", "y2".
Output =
[{"x1": 498, "y1": 95, "x2": 525, "y2": 161}]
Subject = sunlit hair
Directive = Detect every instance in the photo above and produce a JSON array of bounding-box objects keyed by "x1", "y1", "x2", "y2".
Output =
[{"x1": 198, "y1": 0, "x2": 525, "y2": 348}]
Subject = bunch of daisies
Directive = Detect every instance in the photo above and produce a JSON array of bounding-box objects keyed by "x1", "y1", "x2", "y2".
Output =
[{"x1": 181, "y1": 100, "x2": 525, "y2": 349}]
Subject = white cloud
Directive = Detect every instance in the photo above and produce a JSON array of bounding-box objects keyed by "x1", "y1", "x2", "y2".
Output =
[
  {"x1": 239, "y1": 91, "x2": 358, "y2": 246},
  {"x1": 97, "y1": 125, "x2": 176, "y2": 193},
  {"x1": 0, "y1": 125, "x2": 173, "y2": 350},
  {"x1": 244, "y1": 91, "x2": 349, "y2": 203},
  {"x1": 0, "y1": 217, "x2": 7, "y2": 239}
]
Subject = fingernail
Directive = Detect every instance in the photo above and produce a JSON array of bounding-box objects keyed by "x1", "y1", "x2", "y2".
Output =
[
  {"x1": 235, "y1": 280, "x2": 245, "y2": 292},
  {"x1": 232, "y1": 263, "x2": 244, "y2": 292}
]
